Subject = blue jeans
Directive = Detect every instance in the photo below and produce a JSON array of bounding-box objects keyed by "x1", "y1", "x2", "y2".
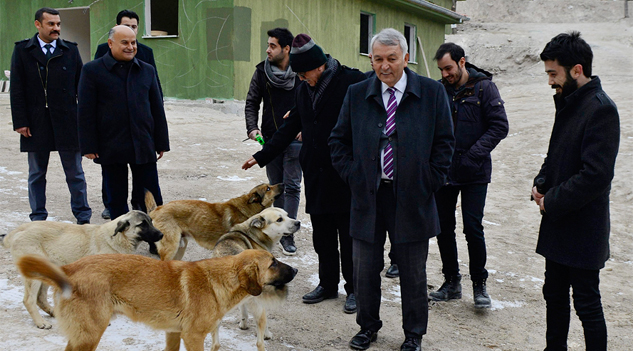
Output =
[
  {"x1": 435, "y1": 183, "x2": 488, "y2": 281},
  {"x1": 543, "y1": 259, "x2": 607, "y2": 351},
  {"x1": 265, "y1": 140, "x2": 302, "y2": 219},
  {"x1": 27, "y1": 151, "x2": 91, "y2": 222}
]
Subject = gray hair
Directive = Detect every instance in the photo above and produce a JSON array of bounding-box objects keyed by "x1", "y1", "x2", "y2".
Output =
[
  {"x1": 108, "y1": 27, "x2": 116, "y2": 40},
  {"x1": 370, "y1": 28, "x2": 408, "y2": 57}
]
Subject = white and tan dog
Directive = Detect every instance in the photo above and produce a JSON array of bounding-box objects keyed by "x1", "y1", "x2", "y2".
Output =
[
  {"x1": 17, "y1": 250, "x2": 297, "y2": 351},
  {"x1": 2, "y1": 211, "x2": 163, "y2": 329},
  {"x1": 212, "y1": 207, "x2": 301, "y2": 351}
]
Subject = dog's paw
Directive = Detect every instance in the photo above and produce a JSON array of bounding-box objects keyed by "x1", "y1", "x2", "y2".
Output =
[
  {"x1": 239, "y1": 319, "x2": 249, "y2": 330},
  {"x1": 264, "y1": 329, "x2": 272, "y2": 340},
  {"x1": 36, "y1": 321, "x2": 52, "y2": 329}
]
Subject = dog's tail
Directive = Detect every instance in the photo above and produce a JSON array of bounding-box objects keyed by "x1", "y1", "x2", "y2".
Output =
[
  {"x1": 17, "y1": 255, "x2": 72, "y2": 299},
  {"x1": 145, "y1": 189, "x2": 158, "y2": 213}
]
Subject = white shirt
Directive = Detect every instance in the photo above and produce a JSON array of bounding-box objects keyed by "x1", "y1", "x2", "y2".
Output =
[
  {"x1": 380, "y1": 71, "x2": 407, "y2": 180},
  {"x1": 37, "y1": 35, "x2": 56, "y2": 56}
]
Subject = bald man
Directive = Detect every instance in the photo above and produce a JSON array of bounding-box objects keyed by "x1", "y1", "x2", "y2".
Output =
[{"x1": 78, "y1": 25, "x2": 169, "y2": 225}]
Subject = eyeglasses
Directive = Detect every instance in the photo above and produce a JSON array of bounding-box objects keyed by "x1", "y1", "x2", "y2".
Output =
[{"x1": 297, "y1": 72, "x2": 307, "y2": 78}]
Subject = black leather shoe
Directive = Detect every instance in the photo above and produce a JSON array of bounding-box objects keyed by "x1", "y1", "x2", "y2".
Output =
[
  {"x1": 302, "y1": 286, "x2": 337, "y2": 304},
  {"x1": 101, "y1": 208, "x2": 110, "y2": 219},
  {"x1": 385, "y1": 263, "x2": 399, "y2": 278},
  {"x1": 349, "y1": 329, "x2": 377, "y2": 350},
  {"x1": 400, "y1": 337, "x2": 421, "y2": 351},
  {"x1": 343, "y1": 293, "x2": 357, "y2": 314},
  {"x1": 77, "y1": 219, "x2": 90, "y2": 225}
]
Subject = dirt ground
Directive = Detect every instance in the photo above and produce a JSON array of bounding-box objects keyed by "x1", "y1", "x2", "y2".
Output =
[{"x1": 1, "y1": 1, "x2": 632, "y2": 350}]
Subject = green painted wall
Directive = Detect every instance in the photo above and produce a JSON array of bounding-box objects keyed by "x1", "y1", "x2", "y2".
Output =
[{"x1": 0, "y1": 0, "x2": 459, "y2": 101}]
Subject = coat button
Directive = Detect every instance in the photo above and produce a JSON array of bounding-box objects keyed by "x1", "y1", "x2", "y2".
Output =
[
  {"x1": 313, "y1": 120, "x2": 317, "y2": 124},
  {"x1": 369, "y1": 190, "x2": 374, "y2": 195},
  {"x1": 63, "y1": 67, "x2": 67, "y2": 70},
  {"x1": 371, "y1": 156, "x2": 376, "y2": 161},
  {"x1": 388, "y1": 137, "x2": 392, "y2": 142},
  {"x1": 378, "y1": 123, "x2": 383, "y2": 127}
]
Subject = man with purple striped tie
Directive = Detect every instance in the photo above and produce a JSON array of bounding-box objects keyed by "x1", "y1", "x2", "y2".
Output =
[{"x1": 330, "y1": 28, "x2": 454, "y2": 351}]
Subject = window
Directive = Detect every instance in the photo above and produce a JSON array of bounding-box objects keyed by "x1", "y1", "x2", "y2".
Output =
[
  {"x1": 360, "y1": 12, "x2": 374, "y2": 55},
  {"x1": 404, "y1": 24, "x2": 417, "y2": 63},
  {"x1": 145, "y1": 0, "x2": 178, "y2": 37}
]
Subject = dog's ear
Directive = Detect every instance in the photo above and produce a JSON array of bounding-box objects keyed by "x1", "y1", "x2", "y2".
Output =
[
  {"x1": 248, "y1": 190, "x2": 263, "y2": 204},
  {"x1": 250, "y1": 216, "x2": 265, "y2": 229},
  {"x1": 238, "y1": 263, "x2": 262, "y2": 296},
  {"x1": 113, "y1": 220, "x2": 130, "y2": 237}
]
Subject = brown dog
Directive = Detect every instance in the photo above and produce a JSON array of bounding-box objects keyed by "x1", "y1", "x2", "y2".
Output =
[
  {"x1": 2, "y1": 211, "x2": 163, "y2": 329},
  {"x1": 17, "y1": 250, "x2": 297, "y2": 351},
  {"x1": 212, "y1": 207, "x2": 301, "y2": 350},
  {"x1": 146, "y1": 183, "x2": 283, "y2": 260}
]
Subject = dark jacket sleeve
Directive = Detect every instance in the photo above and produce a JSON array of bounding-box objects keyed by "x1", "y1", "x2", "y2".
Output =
[
  {"x1": 543, "y1": 103, "x2": 619, "y2": 218},
  {"x1": 429, "y1": 82, "x2": 456, "y2": 191},
  {"x1": 94, "y1": 43, "x2": 108, "y2": 60},
  {"x1": 466, "y1": 81, "x2": 509, "y2": 160},
  {"x1": 244, "y1": 69, "x2": 263, "y2": 136},
  {"x1": 149, "y1": 71, "x2": 169, "y2": 152},
  {"x1": 9, "y1": 45, "x2": 28, "y2": 130},
  {"x1": 329, "y1": 85, "x2": 355, "y2": 184},
  {"x1": 77, "y1": 63, "x2": 99, "y2": 155},
  {"x1": 253, "y1": 105, "x2": 301, "y2": 166}
]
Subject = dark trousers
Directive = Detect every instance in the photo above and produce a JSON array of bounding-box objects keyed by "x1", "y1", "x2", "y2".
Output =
[
  {"x1": 266, "y1": 140, "x2": 302, "y2": 219},
  {"x1": 101, "y1": 168, "x2": 146, "y2": 212},
  {"x1": 27, "y1": 151, "x2": 91, "y2": 222},
  {"x1": 101, "y1": 162, "x2": 163, "y2": 220},
  {"x1": 543, "y1": 259, "x2": 607, "y2": 351},
  {"x1": 310, "y1": 212, "x2": 353, "y2": 295},
  {"x1": 354, "y1": 181, "x2": 429, "y2": 338},
  {"x1": 435, "y1": 183, "x2": 488, "y2": 281}
]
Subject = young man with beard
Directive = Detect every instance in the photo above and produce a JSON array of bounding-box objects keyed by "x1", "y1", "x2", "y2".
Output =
[
  {"x1": 533, "y1": 31, "x2": 619, "y2": 351},
  {"x1": 243, "y1": 34, "x2": 366, "y2": 314},
  {"x1": 244, "y1": 28, "x2": 302, "y2": 255},
  {"x1": 429, "y1": 43, "x2": 509, "y2": 308}
]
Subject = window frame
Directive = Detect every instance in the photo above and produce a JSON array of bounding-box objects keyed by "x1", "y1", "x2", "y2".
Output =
[
  {"x1": 404, "y1": 23, "x2": 417, "y2": 64},
  {"x1": 143, "y1": 0, "x2": 179, "y2": 39},
  {"x1": 359, "y1": 11, "x2": 375, "y2": 56}
]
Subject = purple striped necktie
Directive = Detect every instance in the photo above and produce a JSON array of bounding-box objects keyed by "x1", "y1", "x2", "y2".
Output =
[{"x1": 384, "y1": 87, "x2": 397, "y2": 179}]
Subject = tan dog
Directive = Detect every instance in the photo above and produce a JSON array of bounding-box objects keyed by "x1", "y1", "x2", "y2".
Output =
[
  {"x1": 2, "y1": 211, "x2": 163, "y2": 329},
  {"x1": 17, "y1": 250, "x2": 297, "y2": 351},
  {"x1": 146, "y1": 183, "x2": 283, "y2": 260},
  {"x1": 212, "y1": 207, "x2": 301, "y2": 351}
]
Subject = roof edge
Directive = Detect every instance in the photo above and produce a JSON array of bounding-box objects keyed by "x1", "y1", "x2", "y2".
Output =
[{"x1": 393, "y1": 0, "x2": 470, "y2": 24}]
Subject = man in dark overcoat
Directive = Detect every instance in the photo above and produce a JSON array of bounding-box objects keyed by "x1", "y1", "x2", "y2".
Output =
[
  {"x1": 78, "y1": 25, "x2": 169, "y2": 221},
  {"x1": 329, "y1": 28, "x2": 454, "y2": 351},
  {"x1": 93, "y1": 9, "x2": 163, "y2": 220},
  {"x1": 10, "y1": 7, "x2": 91, "y2": 224},
  {"x1": 532, "y1": 32, "x2": 619, "y2": 351},
  {"x1": 243, "y1": 34, "x2": 366, "y2": 314}
]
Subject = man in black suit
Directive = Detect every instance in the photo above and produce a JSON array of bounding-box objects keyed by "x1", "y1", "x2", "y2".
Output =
[
  {"x1": 10, "y1": 7, "x2": 91, "y2": 224},
  {"x1": 533, "y1": 31, "x2": 619, "y2": 351},
  {"x1": 78, "y1": 25, "x2": 169, "y2": 222},
  {"x1": 94, "y1": 9, "x2": 162, "y2": 220},
  {"x1": 329, "y1": 28, "x2": 454, "y2": 351}
]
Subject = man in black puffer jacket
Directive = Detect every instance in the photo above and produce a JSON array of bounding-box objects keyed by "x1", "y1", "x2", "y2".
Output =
[
  {"x1": 430, "y1": 43, "x2": 509, "y2": 309},
  {"x1": 244, "y1": 28, "x2": 302, "y2": 256}
]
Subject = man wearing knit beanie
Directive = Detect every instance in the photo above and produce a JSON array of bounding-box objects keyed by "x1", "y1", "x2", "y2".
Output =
[{"x1": 243, "y1": 33, "x2": 366, "y2": 315}]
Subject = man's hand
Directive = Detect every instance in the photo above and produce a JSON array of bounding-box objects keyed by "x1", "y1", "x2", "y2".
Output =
[
  {"x1": 248, "y1": 129, "x2": 261, "y2": 141},
  {"x1": 531, "y1": 186, "x2": 545, "y2": 212},
  {"x1": 242, "y1": 156, "x2": 258, "y2": 170},
  {"x1": 283, "y1": 111, "x2": 290, "y2": 119},
  {"x1": 84, "y1": 153, "x2": 98, "y2": 160},
  {"x1": 16, "y1": 127, "x2": 31, "y2": 137},
  {"x1": 157, "y1": 151, "x2": 165, "y2": 160},
  {"x1": 295, "y1": 132, "x2": 302, "y2": 141}
]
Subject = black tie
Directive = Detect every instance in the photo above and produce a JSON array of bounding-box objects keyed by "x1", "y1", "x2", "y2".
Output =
[{"x1": 44, "y1": 44, "x2": 52, "y2": 59}]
